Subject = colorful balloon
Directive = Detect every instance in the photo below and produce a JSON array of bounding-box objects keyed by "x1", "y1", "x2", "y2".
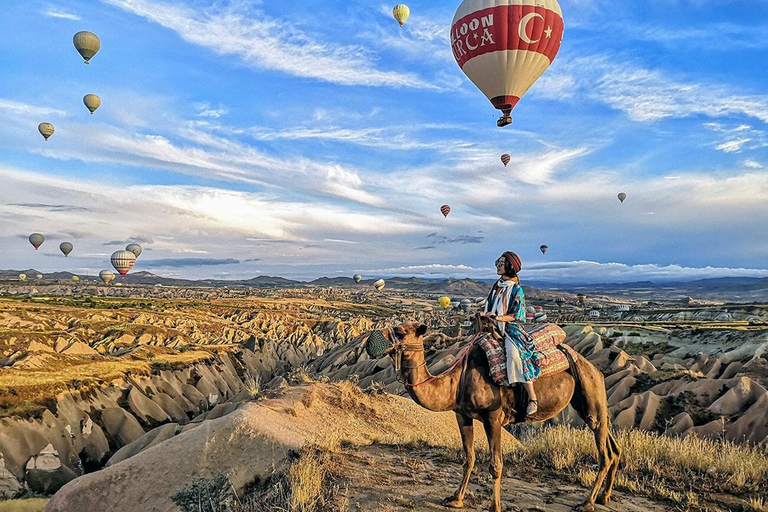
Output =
[
  {"x1": 373, "y1": 279, "x2": 386, "y2": 291},
  {"x1": 36, "y1": 274, "x2": 43, "y2": 281},
  {"x1": 451, "y1": 0, "x2": 564, "y2": 127},
  {"x1": 73, "y1": 31, "x2": 100, "y2": 64},
  {"x1": 38, "y1": 123, "x2": 54, "y2": 141},
  {"x1": 99, "y1": 269, "x2": 116, "y2": 285},
  {"x1": 72, "y1": 276, "x2": 80, "y2": 283},
  {"x1": 126, "y1": 244, "x2": 143, "y2": 258},
  {"x1": 501, "y1": 154, "x2": 511, "y2": 166},
  {"x1": 440, "y1": 204, "x2": 451, "y2": 217},
  {"x1": 618, "y1": 193, "x2": 627, "y2": 203},
  {"x1": 439, "y1": 296, "x2": 451, "y2": 309},
  {"x1": 83, "y1": 94, "x2": 101, "y2": 114},
  {"x1": 60, "y1": 242, "x2": 73, "y2": 257},
  {"x1": 353, "y1": 274, "x2": 362, "y2": 284},
  {"x1": 29, "y1": 233, "x2": 44, "y2": 250},
  {"x1": 393, "y1": 4, "x2": 410, "y2": 26},
  {"x1": 111, "y1": 250, "x2": 136, "y2": 276},
  {"x1": 18, "y1": 274, "x2": 27, "y2": 282},
  {"x1": 540, "y1": 245, "x2": 548, "y2": 255}
]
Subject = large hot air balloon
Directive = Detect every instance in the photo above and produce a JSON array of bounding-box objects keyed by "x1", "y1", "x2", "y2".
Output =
[
  {"x1": 501, "y1": 154, "x2": 511, "y2": 166},
  {"x1": 540, "y1": 245, "x2": 548, "y2": 255},
  {"x1": 451, "y1": 0, "x2": 564, "y2": 127},
  {"x1": 440, "y1": 205, "x2": 451, "y2": 217},
  {"x1": 29, "y1": 233, "x2": 44, "y2": 250},
  {"x1": 618, "y1": 193, "x2": 627, "y2": 203},
  {"x1": 393, "y1": 4, "x2": 410, "y2": 26},
  {"x1": 373, "y1": 279, "x2": 386, "y2": 291},
  {"x1": 353, "y1": 274, "x2": 362, "y2": 284},
  {"x1": 99, "y1": 269, "x2": 116, "y2": 285},
  {"x1": 126, "y1": 244, "x2": 143, "y2": 258},
  {"x1": 439, "y1": 296, "x2": 451, "y2": 309},
  {"x1": 73, "y1": 31, "x2": 100, "y2": 64},
  {"x1": 38, "y1": 123, "x2": 54, "y2": 141},
  {"x1": 18, "y1": 274, "x2": 27, "y2": 282},
  {"x1": 111, "y1": 250, "x2": 136, "y2": 276},
  {"x1": 60, "y1": 242, "x2": 73, "y2": 257},
  {"x1": 83, "y1": 94, "x2": 101, "y2": 114}
]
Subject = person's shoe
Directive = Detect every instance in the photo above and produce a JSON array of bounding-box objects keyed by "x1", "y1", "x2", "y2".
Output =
[{"x1": 526, "y1": 399, "x2": 538, "y2": 416}]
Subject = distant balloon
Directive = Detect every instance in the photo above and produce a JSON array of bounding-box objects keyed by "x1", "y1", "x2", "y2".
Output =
[
  {"x1": 440, "y1": 205, "x2": 451, "y2": 217},
  {"x1": 618, "y1": 193, "x2": 627, "y2": 203},
  {"x1": 353, "y1": 274, "x2": 362, "y2": 284},
  {"x1": 115, "y1": 282, "x2": 123, "y2": 287},
  {"x1": 373, "y1": 279, "x2": 386, "y2": 291},
  {"x1": 60, "y1": 242, "x2": 73, "y2": 257},
  {"x1": 460, "y1": 299, "x2": 472, "y2": 313},
  {"x1": 83, "y1": 94, "x2": 101, "y2": 114},
  {"x1": 577, "y1": 294, "x2": 587, "y2": 305},
  {"x1": 392, "y1": 4, "x2": 410, "y2": 26},
  {"x1": 126, "y1": 244, "x2": 143, "y2": 258},
  {"x1": 452, "y1": 0, "x2": 564, "y2": 127},
  {"x1": 540, "y1": 245, "x2": 548, "y2": 255},
  {"x1": 99, "y1": 269, "x2": 116, "y2": 285},
  {"x1": 72, "y1": 276, "x2": 80, "y2": 283},
  {"x1": 38, "y1": 123, "x2": 54, "y2": 141},
  {"x1": 29, "y1": 233, "x2": 44, "y2": 250},
  {"x1": 501, "y1": 154, "x2": 511, "y2": 167},
  {"x1": 439, "y1": 296, "x2": 451, "y2": 309},
  {"x1": 18, "y1": 274, "x2": 27, "y2": 282},
  {"x1": 111, "y1": 250, "x2": 136, "y2": 276},
  {"x1": 36, "y1": 274, "x2": 43, "y2": 281},
  {"x1": 73, "y1": 31, "x2": 100, "y2": 64}
]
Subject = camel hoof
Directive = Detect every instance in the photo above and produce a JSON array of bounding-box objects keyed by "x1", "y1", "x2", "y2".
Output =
[
  {"x1": 442, "y1": 497, "x2": 464, "y2": 509},
  {"x1": 574, "y1": 502, "x2": 595, "y2": 512},
  {"x1": 596, "y1": 494, "x2": 611, "y2": 506}
]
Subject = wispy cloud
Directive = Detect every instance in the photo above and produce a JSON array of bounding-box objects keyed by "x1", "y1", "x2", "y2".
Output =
[
  {"x1": 0, "y1": 99, "x2": 67, "y2": 118},
  {"x1": 140, "y1": 257, "x2": 239, "y2": 268},
  {"x1": 42, "y1": 8, "x2": 81, "y2": 21},
  {"x1": 103, "y1": 0, "x2": 437, "y2": 89}
]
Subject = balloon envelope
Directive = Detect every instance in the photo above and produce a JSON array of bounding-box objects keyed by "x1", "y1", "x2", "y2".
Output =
[
  {"x1": 18, "y1": 274, "x2": 26, "y2": 282},
  {"x1": 36, "y1": 274, "x2": 43, "y2": 281},
  {"x1": 353, "y1": 274, "x2": 362, "y2": 284},
  {"x1": 83, "y1": 94, "x2": 101, "y2": 114},
  {"x1": 451, "y1": 0, "x2": 564, "y2": 126},
  {"x1": 126, "y1": 244, "x2": 143, "y2": 258},
  {"x1": 440, "y1": 204, "x2": 451, "y2": 217},
  {"x1": 60, "y1": 242, "x2": 73, "y2": 257},
  {"x1": 438, "y1": 296, "x2": 451, "y2": 309},
  {"x1": 111, "y1": 250, "x2": 136, "y2": 276},
  {"x1": 99, "y1": 270, "x2": 116, "y2": 285},
  {"x1": 540, "y1": 245, "x2": 548, "y2": 255},
  {"x1": 38, "y1": 123, "x2": 54, "y2": 141},
  {"x1": 460, "y1": 299, "x2": 472, "y2": 313},
  {"x1": 393, "y1": 4, "x2": 410, "y2": 26},
  {"x1": 73, "y1": 31, "x2": 100, "y2": 63},
  {"x1": 618, "y1": 193, "x2": 627, "y2": 203},
  {"x1": 72, "y1": 276, "x2": 79, "y2": 282},
  {"x1": 501, "y1": 154, "x2": 511, "y2": 166},
  {"x1": 29, "y1": 233, "x2": 44, "y2": 250},
  {"x1": 373, "y1": 279, "x2": 386, "y2": 291}
]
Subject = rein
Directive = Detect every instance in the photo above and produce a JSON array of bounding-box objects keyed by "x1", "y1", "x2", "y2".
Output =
[{"x1": 394, "y1": 332, "x2": 482, "y2": 389}]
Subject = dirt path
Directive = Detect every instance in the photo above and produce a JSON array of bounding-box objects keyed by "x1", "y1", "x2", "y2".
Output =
[{"x1": 335, "y1": 444, "x2": 669, "y2": 512}]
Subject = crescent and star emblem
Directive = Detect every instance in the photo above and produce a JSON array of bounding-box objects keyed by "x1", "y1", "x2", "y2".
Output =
[{"x1": 519, "y1": 12, "x2": 544, "y2": 44}]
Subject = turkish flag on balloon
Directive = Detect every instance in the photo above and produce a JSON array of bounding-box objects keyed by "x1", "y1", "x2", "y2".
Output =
[{"x1": 451, "y1": 0, "x2": 564, "y2": 126}]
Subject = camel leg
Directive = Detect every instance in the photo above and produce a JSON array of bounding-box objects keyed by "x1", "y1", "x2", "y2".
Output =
[
  {"x1": 597, "y1": 431, "x2": 622, "y2": 506},
  {"x1": 443, "y1": 413, "x2": 475, "y2": 509},
  {"x1": 481, "y1": 411, "x2": 504, "y2": 512}
]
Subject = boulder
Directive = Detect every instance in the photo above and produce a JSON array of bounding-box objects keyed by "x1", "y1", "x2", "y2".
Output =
[{"x1": 25, "y1": 444, "x2": 78, "y2": 494}]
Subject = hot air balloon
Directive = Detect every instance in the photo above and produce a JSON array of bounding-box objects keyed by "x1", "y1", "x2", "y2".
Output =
[
  {"x1": 577, "y1": 294, "x2": 587, "y2": 305},
  {"x1": 83, "y1": 94, "x2": 101, "y2": 114},
  {"x1": 439, "y1": 296, "x2": 451, "y2": 309},
  {"x1": 373, "y1": 279, "x2": 386, "y2": 291},
  {"x1": 460, "y1": 299, "x2": 472, "y2": 313},
  {"x1": 60, "y1": 242, "x2": 73, "y2": 257},
  {"x1": 353, "y1": 274, "x2": 362, "y2": 284},
  {"x1": 501, "y1": 154, "x2": 511, "y2": 166},
  {"x1": 38, "y1": 123, "x2": 54, "y2": 141},
  {"x1": 36, "y1": 274, "x2": 43, "y2": 281},
  {"x1": 540, "y1": 245, "x2": 548, "y2": 255},
  {"x1": 393, "y1": 4, "x2": 410, "y2": 26},
  {"x1": 115, "y1": 282, "x2": 123, "y2": 287},
  {"x1": 440, "y1": 205, "x2": 451, "y2": 217},
  {"x1": 18, "y1": 274, "x2": 27, "y2": 282},
  {"x1": 451, "y1": 0, "x2": 564, "y2": 127},
  {"x1": 618, "y1": 193, "x2": 627, "y2": 203},
  {"x1": 29, "y1": 233, "x2": 44, "y2": 250},
  {"x1": 73, "y1": 31, "x2": 100, "y2": 64},
  {"x1": 126, "y1": 244, "x2": 142, "y2": 258},
  {"x1": 111, "y1": 250, "x2": 136, "y2": 276},
  {"x1": 99, "y1": 270, "x2": 116, "y2": 285},
  {"x1": 72, "y1": 276, "x2": 80, "y2": 283}
]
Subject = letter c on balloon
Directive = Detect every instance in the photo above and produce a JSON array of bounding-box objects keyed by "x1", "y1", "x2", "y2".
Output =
[{"x1": 519, "y1": 12, "x2": 544, "y2": 44}]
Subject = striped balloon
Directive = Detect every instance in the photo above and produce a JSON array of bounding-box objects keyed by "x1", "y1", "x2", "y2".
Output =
[
  {"x1": 83, "y1": 94, "x2": 101, "y2": 114},
  {"x1": 440, "y1": 204, "x2": 451, "y2": 217},
  {"x1": 373, "y1": 279, "x2": 386, "y2": 291},
  {"x1": 110, "y1": 250, "x2": 136, "y2": 276},
  {"x1": 393, "y1": 4, "x2": 410, "y2": 26},
  {"x1": 501, "y1": 154, "x2": 511, "y2": 166}
]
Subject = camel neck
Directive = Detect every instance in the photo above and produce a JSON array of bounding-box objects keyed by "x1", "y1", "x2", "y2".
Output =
[{"x1": 401, "y1": 348, "x2": 461, "y2": 412}]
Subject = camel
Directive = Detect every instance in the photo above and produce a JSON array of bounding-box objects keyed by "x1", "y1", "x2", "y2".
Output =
[{"x1": 382, "y1": 321, "x2": 621, "y2": 512}]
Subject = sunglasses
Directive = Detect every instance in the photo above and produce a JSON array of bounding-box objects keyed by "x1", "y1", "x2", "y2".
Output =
[{"x1": 494, "y1": 259, "x2": 506, "y2": 267}]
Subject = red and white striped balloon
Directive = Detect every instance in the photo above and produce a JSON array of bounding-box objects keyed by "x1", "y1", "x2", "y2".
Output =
[
  {"x1": 451, "y1": 0, "x2": 564, "y2": 126},
  {"x1": 110, "y1": 250, "x2": 136, "y2": 276},
  {"x1": 440, "y1": 204, "x2": 452, "y2": 217}
]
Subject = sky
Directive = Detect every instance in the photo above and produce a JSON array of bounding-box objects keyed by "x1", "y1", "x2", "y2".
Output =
[{"x1": 1, "y1": 0, "x2": 768, "y2": 283}]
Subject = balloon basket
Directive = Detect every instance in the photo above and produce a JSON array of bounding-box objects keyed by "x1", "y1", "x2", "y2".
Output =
[{"x1": 497, "y1": 115, "x2": 512, "y2": 127}]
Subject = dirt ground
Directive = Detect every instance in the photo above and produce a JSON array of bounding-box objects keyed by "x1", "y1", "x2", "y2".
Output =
[{"x1": 334, "y1": 444, "x2": 669, "y2": 512}]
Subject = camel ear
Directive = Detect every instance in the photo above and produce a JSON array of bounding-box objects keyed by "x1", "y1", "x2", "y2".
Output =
[{"x1": 416, "y1": 324, "x2": 428, "y2": 337}]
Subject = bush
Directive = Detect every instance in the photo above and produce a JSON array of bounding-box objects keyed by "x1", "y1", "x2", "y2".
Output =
[{"x1": 171, "y1": 474, "x2": 238, "y2": 512}]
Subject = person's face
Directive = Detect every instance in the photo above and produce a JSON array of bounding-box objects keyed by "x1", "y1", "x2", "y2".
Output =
[{"x1": 494, "y1": 257, "x2": 506, "y2": 276}]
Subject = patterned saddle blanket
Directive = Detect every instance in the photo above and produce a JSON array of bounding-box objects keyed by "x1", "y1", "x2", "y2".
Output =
[{"x1": 477, "y1": 323, "x2": 574, "y2": 386}]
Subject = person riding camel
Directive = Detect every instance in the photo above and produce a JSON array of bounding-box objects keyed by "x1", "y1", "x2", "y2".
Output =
[{"x1": 480, "y1": 251, "x2": 541, "y2": 415}]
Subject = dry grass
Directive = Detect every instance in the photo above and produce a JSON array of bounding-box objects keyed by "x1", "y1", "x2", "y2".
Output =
[
  {"x1": 508, "y1": 425, "x2": 768, "y2": 510},
  {"x1": 0, "y1": 499, "x2": 49, "y2": 512}
]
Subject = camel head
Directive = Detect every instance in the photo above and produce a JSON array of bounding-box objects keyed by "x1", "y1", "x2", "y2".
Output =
[{"x1": 364, "y1": 322, "x2": 428, "y2": 361}]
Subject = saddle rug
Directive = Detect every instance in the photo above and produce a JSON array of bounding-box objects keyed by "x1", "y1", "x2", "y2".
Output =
[{"x1": 477, "y1": 323, "x2": 573, "y2": 386}]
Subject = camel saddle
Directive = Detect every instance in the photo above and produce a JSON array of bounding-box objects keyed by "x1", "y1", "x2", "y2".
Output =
[{"x1": 477, "y1": 323, "x2": 576, "y2": 386}]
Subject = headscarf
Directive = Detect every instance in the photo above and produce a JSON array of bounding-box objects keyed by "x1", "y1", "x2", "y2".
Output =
[{"x1": 501, "y1": 251, "x2": 522, "y2": 275}]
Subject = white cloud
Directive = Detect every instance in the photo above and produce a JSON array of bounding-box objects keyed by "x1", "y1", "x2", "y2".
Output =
[
  {"x1": 42, "y1": 9, "x2": 81, "y2": 21},
  {"x1": 744, "y1": 160, "x2": 763, "y2": 169},
  {"x1": 194, "y1": 103, "x2": 228, "y2": 118},
  {"x1": 103, "y1": 0, "x2": 437, "y2": 89},
  {"x1": 0, "y1": 99, "x2": 67, "y2": 118},
  {"x1": 715, "y1": 138, "x2": 751, "y2": 153}
]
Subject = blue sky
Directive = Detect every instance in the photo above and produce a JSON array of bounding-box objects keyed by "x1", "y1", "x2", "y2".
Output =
[{"x1": 1, "y1": 0, "x2": 768, "y2": 283}]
